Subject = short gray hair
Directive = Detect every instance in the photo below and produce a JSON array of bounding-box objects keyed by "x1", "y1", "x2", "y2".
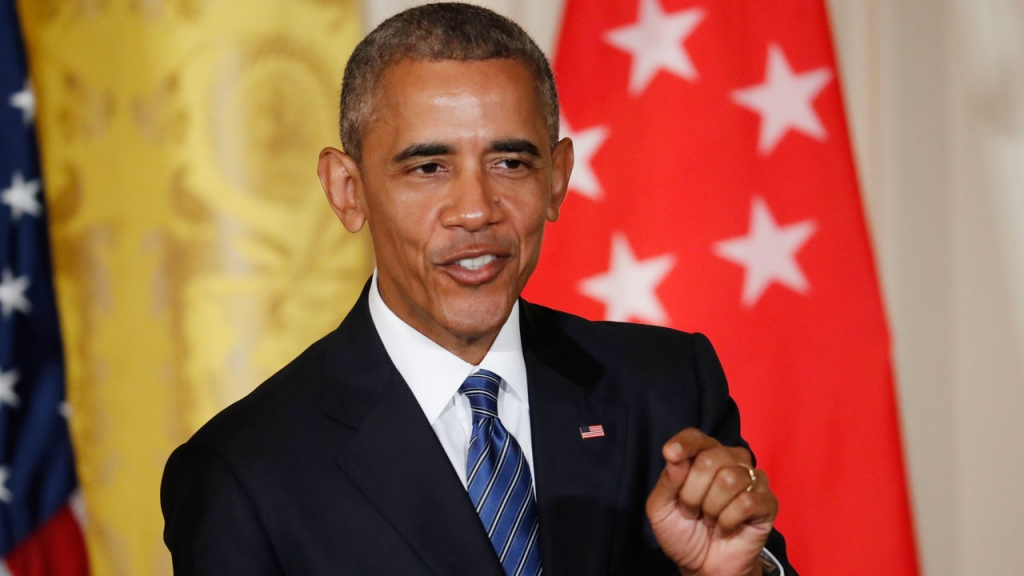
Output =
[{"x1": 339, "y1": 2, "x2": 559, "y2": 163}]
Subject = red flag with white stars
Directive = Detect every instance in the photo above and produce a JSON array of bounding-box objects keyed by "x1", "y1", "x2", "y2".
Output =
[{"x1": 526, "y1": 0, "x2": 920, "y2": 573}]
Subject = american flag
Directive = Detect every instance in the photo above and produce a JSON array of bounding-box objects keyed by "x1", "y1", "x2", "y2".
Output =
[
  {"x1": 579, "y1": 424, "x2": 605, "y2": 439},
  {"x1": 0, "y1": 2, "x2": 89, "y2": 574}
]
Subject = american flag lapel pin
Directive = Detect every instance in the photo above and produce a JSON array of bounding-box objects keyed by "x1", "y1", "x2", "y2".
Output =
[{"x1": 579, "y1": 424, "x2": 605, "y2": 439}]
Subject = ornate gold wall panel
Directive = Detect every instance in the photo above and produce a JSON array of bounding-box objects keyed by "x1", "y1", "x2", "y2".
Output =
[{"x1": 17, "y1": 1, "x2": 369, "y2": 574}]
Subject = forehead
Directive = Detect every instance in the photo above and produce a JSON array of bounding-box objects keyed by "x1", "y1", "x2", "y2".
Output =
[{"x1": 367, "y1": 59, "x2": 548, "y2": 150}]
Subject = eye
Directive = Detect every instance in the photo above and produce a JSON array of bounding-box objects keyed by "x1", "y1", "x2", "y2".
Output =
[
  {"x1": 497, "y1": 159, "x2": 525, "y2": 170},
  {"x1": 413, "y1": 162, "x2": 442, "y2": 175}
]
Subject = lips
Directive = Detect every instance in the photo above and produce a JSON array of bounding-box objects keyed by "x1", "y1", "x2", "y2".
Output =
[{"x1": 439, "y1": 247, "x2": 510, "y2": 286}]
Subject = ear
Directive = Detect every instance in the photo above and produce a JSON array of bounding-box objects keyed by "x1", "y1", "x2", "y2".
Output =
[
  {"x1": 318, "y1": 147, "x2": 367, "y2": 233},
  {"x1": 545, "y1": 137, "x2": 574, "y2": 222}
]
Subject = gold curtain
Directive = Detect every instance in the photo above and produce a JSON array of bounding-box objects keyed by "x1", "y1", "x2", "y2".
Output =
[{"x1": 16, "y1": 1, "x2": 370, "y2": 574}]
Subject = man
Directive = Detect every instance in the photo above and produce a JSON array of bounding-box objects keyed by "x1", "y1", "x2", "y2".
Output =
[{"x1": 162, "y1": 4, "x2": 795, "y2": 575}]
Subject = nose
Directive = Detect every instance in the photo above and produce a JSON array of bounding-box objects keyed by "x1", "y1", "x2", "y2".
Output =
[{"x1": 440, "y1": 166, "x2": 504, "y2": 231}]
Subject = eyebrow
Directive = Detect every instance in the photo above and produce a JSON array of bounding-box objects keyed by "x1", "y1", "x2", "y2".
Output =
[
  {"x1": 391, "y1": 143, "x2": 453, "y2": 164},
  {"x1": 489, "y1": 139, "x2": 541, "y2": 157},
  {"x1": 390, "y1": 138, "x2": 542, "y2": 164}
]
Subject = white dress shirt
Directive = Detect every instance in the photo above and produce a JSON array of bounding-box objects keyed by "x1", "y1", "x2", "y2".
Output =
[{"x1": 367, "y1": 272, "x2": 534, "y2": 487}]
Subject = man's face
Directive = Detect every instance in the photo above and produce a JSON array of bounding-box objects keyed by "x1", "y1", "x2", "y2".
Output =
[{"x1": 323, "y1": 59, "x2": 572, "y2": 360}]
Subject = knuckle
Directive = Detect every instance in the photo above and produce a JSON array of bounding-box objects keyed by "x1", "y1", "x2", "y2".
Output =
[
  {"x1": 717, "y1": 468, "x2": 744, "y2": 490},
  {"x1": 736, "y1": 492, "x2": 758, "y2": 515},
  {"x1": 731, "y1": 447, "x2": 753, "y2": 463},
  {"x1": 695, "y1": 452, "x2": 718, "y2": 470}
]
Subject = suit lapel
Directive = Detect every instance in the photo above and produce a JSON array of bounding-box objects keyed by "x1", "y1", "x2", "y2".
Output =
[
  {"x1": 321, "y1": 285, "x2": 504, "y2": 576},
  {"x1": 521, "y1": 302, "x2": 629, "y2": 576}
]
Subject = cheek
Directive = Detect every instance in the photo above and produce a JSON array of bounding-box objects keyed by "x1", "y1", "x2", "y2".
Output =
[
  {"x1": 375, "y1": 198, "x2": 439, "y2": 253},
  {"x1": 512, "y1": 205, "x2": 550, "y2": 269},
  {"x1": 522, "y1": 190, "x2": 553, "y2": 234}
]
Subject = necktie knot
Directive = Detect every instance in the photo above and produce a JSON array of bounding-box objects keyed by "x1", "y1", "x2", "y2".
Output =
[{"x1": 459, "y1": 369, "x2": 501, "y2": 421}]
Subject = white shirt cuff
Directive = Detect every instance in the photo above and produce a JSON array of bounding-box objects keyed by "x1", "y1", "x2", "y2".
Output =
[{"x1": 759, "y1": 547, "x2": 784, "y2": 575}]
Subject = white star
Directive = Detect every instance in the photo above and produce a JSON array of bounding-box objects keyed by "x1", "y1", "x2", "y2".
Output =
[
  {"x1": 0, "y1": 269, "x2": 32, "y2": 318},
  {"x1": 0, "y1": 368, "x2": 19, "y2": 409},
  {"x1": 2, "y1": 172, "x2": 42, "y2": 220},
  {"x1": 604, "y1": 0, "x2": 705, "y2": 95},
  {"x1": 59, "y1": 401, "x2": 72, "y2": 419},
  {"x1": 0, "y1": 466, "x2": 11, "y2": 503},
  {"x1": 731, "y1": 44, "x2": 833, "y2": 155},
  {"x1": 561, "y1": 118, "x2": 609, "y2": 201},
  {"x1": 579, "y1": 232, "x2": 676, "y2": 324},
  {"x1": 714, "y1": 196, "x2": 817, "y2": 307},
  {"x1": 9, "y1": 80, "x2": 35, "y2": 124}
]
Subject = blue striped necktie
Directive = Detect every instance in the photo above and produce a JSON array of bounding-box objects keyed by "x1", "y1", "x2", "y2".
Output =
[{"x1": 460, "y1": 370, "x2": 543, "y2": 576}]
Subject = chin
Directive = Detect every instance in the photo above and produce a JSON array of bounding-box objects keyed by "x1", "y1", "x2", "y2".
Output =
[{"x1": 442, "y1": 296, "x2": 516, "y2": 341}]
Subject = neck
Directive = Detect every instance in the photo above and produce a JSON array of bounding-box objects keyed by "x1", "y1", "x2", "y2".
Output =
[
  {"x1": 374, "y1": 278, "x2": 508, "y2": 366},
  {"x1": 435, "y1": 332, "x2": 499, "y2": 365}
]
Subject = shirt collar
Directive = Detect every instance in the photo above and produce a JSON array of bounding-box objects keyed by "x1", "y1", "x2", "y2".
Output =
[{"x1": 367, "y1": 271, "x2": 529, "y2": 424}]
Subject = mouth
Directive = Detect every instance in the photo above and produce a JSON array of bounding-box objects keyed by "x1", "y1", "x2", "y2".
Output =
[
  {"x1": 454, "y1": 254, "x2": 496, "y2": 271},
  {"x1": 439, "y1": 248, "x2": 511, "y2": 286}
]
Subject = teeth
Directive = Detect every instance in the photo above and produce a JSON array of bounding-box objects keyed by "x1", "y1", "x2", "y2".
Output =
[{"x1": 455, "y1": 254, "x2": 496, "y2": 271}]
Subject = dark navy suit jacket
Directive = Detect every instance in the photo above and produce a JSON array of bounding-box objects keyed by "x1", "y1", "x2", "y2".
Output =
[{"x1": 161, "y1": 283, "x2": 795, "y2": 575}]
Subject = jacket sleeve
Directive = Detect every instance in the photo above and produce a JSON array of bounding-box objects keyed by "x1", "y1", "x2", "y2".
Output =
[
  {"x1": 691, "y1": 332, "x2": 799, "y2": 576},
  {"x1": 161, "y1": 441, "x2": 286, "y2": 576},
  {"x1": 692, "y1": 332, "x2": 749, "y2": 453}
]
